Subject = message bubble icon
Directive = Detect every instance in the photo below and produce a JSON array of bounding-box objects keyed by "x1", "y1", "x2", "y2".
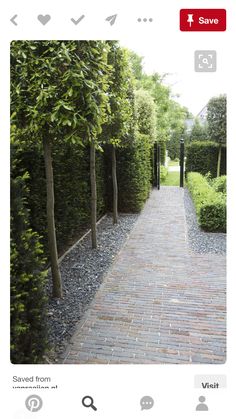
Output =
[{"x1": 140, "y1": 396, "x2": 154, "y2": 410}]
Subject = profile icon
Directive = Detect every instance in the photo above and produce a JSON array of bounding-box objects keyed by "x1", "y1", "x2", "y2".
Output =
[{"x1": 196, "y1": 396, "x2": 208, "y2": 411}]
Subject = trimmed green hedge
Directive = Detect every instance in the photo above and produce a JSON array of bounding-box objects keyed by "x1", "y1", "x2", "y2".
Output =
[
  {"x1": 159, "y1": 140, "x2": 166, "y2": 165},
  {"x1": 15, "y1": 134, "x2": 153, "y2": 257},
  {"x1": 11, "y1": 169, "x2": 48, "y2": 363},
  {"x1": 12, "y1": 140, "x2": 107, "y2": 258},
  {"x1": 187, "y1": 172, "x2": 226, "y2": 232},
  {"x1": 160, "y1": 165, "x2": 168, "y2": 181},
  {"x1": 116, "y1": 134, "x2": 152, "y2": 212},
  {"x1": 186, "y1": 141, "x2": 226, "y2": 177}
]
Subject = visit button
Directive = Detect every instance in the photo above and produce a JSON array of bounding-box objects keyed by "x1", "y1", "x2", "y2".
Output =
[{"x1": 180, "y1": 9, "x2": 226, "y2": 31}]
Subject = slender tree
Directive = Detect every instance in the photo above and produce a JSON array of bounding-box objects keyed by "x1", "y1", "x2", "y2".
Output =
[
  {"x1": 103, "y1": 43, "x2": 134, "y2": 224},
  {"x1": 11, "y1": 41, "x2": 110, "y2": 294}
]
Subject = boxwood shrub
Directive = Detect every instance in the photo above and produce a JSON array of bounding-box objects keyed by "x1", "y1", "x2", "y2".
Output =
[
  {"x1": 211, "y1": 175, "x2": 227, "y2": 194},
  {"x1": 187, "y1": 172, "x2": 226, "y2": 232},
  {"x1": 186, "y1": 141, "x2": 226, "y2": 177}
]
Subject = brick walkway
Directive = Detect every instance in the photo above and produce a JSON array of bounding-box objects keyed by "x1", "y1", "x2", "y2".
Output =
[{"x1": 62, "y1": 187, "x2": 226, "y2": 364}]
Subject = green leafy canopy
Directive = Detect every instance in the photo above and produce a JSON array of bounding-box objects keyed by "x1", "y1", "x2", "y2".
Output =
[{"x1": 11, "y1": 41, "x2": 111, "y2": 146}]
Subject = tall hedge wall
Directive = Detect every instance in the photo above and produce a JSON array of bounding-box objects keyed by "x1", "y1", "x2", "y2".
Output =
[
  {"x1": 11, "y1": 167, "x2": 48, "y2": 363},
  {"x1": 12, "y1": 133, "x2": 153, "y2": 262},
  {"x1": 116, "y1": 134, "x2": 152, "y2": 212},
  {"x1": 12, "y1": 141, "x2": 107, "y2": 259},
  {"x1": 185, "y1": 141, "x2": 226, "y2": 177}
]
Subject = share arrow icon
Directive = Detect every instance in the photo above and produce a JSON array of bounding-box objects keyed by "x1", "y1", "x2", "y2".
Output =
[{"x1": 105, "y1": 14, "x2": 117, "y2": 26}]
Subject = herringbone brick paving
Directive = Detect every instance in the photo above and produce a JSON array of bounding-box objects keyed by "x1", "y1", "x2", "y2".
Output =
[{"x1": 62, "y1": 187, "x2": 226, "y2": 364}]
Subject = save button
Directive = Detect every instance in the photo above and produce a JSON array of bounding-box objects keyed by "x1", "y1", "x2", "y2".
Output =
[{"x1": 180, "y1": 9, "x2": 226, "y2": 31}]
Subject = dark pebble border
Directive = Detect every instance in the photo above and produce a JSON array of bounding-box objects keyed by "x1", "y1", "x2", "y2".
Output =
[{"x1": 46, "y1": 213, "x2": 139, "y2": 361}]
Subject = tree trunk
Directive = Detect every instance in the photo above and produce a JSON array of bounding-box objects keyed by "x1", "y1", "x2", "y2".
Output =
[
  {"x1": 43, "y1": 136, "x2": 62, "y2": 298},
  {"x1": 90, "y1": 141, "x2": 97, "y2": 248},
  {"x1": 217, "y1": 144, "x2": 222, "y2": 177},
  {"x1": 112, "y1": 145, "x2": 118, "y2": 224}
]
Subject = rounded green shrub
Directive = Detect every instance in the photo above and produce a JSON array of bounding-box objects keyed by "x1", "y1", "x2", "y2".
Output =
[
  {"x1": 211, "y1": 175, "x2": 227, "y2": 194},
  {"x1": 187, "y1": 172, "x2": 226, "y2": 232},
  {"x1": 199, "y1": 198, "x2": 226, "y2": 232}
]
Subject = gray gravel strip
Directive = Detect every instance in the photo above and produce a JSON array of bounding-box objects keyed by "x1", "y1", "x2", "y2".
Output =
[
  {"x1": 46, "y1": 213, "x2": 139, "y2": 360},
  {"x1": 184, "y1": 188, "x2": 226, "y2": 255}
]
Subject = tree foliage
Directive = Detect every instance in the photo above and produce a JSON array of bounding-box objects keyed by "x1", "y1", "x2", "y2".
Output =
[
  {"x1": 187, "y1": 118, "x2": 209, "y2": 142},
  {"x1": 11, "y1": 41, "x2": 111, "y2": 293},
  {"x1": 207, "y1": 94, "x2": 227, "y2": 177},
  {"x1": 135, "y1": 89, "x2": 156, "y2": 142},
  {"x1": 167, "y1": 101, "x2": 188, "y2": 160},
  {"x1": 139, "y1": 73, "x2": 171, "y2": 148},
  {"x1": 127, "y1": 60, "x2": 189, "y2": 165},
  {"x1": 207, "y1": 95, "x2": 227, "y2": 145},
  {"x1": 104, "y1": 43, "x2": 134, "y2": 146},
  {"x1": 127, "y1": 50, "x2": 144, "y2": 81},
  {"x1": 11, "y1": 41, "x2": 110, "y2": 142}
]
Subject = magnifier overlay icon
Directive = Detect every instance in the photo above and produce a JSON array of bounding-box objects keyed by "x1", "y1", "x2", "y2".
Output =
[{"x1": 82, "y1": 395, "x2": 97, "y2": 411}]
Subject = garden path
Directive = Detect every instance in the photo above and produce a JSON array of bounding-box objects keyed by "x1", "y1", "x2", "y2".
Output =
[
  {"x1": 168, "y1": 165, "x2": 180, "y2": 172},
  {"x1": 61, "y1": 187, "x2": 226, "y2": 364}
]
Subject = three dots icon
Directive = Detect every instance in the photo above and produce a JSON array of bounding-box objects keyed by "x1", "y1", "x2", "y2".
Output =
[{"x1": 137, "y1": 18, "x2": 153, "y2": 23}]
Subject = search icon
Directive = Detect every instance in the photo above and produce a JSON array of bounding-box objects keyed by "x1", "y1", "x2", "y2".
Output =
[{"x1": 82, "y1": 396, "x2": 97, "y2": 411}]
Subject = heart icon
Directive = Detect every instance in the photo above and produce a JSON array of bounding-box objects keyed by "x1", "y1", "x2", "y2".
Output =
[{"x1": 37, "y1": 14, "x2": 51, "y2": 25}]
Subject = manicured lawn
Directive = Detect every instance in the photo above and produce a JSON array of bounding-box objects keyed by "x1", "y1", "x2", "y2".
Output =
[
  {"x1": 168, "y1": 159, "x2": 179, "y2": 166},
  {"x1": 162, "y1": 171, "x2": 180, "y2": 186}
]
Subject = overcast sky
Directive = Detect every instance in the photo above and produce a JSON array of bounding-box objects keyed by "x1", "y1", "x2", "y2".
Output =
[{"x1": 123, "y1": 37, "x2": 227, "y2": 116}]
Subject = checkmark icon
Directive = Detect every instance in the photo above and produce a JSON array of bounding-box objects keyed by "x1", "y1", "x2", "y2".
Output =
[{"x1": 71, "y1": 15, "x2": 85, "y2": 25}]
